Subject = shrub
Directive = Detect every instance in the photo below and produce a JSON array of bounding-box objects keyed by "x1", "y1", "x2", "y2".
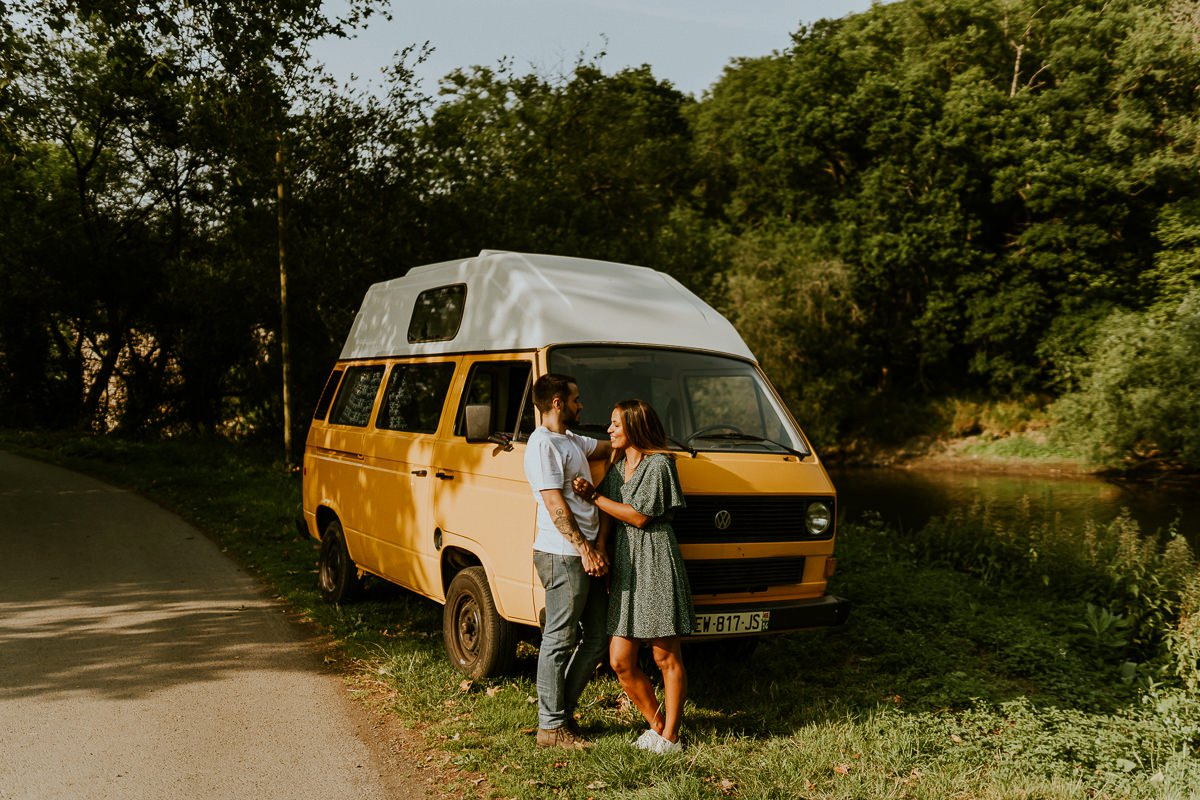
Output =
[
  {"x1": 1169, "y1": 575, "x2": 1200, "y2": 693},
  {"x1": 1052, "y1": 289, "x2": 1200, "y2": 470},
  {"x1": 940, "y1": 395, "x2": 1050, "y2": 438}
]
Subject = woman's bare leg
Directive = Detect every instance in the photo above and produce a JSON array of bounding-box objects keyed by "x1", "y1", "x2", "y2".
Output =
[
  {"x1": 609, "y1": 636, "x2": 663, "y2": 734},
  {"x1": 651, "y1": 638, "x2": 686, "y2": 742}
]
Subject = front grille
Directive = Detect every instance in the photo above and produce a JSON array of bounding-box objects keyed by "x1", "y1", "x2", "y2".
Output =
[
  {"x1": 673, "y1": 496, "x2": 834, "y2": 543},
  {"x1": 686, "y1": 557, "x2": 806, "y2": 595}
]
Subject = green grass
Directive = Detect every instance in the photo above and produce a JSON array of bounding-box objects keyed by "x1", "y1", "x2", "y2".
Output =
[
  {"x1": 955, "y1": 431, "x2": 1091, "y2": 463},
  {"x1": 929, "y1": 397, "x2": 1093, "y2": 464},
  {"x1": 3, "y1": 430, "x2": 1198, "y2": 799}
]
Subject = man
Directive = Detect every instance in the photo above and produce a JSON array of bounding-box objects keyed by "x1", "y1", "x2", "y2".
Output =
[{"x1": 524, "y1": 373, "x2": 612, "y2": 749}]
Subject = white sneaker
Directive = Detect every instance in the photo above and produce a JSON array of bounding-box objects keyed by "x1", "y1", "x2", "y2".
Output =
[
  {"x1": 650, "y1": 734, "x2": 682, "y2": 754},
  {"x1": 634, "y1": 729, "x2": 659, "y2": 750}
]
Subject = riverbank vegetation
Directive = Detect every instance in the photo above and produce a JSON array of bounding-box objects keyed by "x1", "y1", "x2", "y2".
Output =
[
  {"x1": 3, "y1": 431, "x2": 1196, "y2": 798},
  {"x1": 3, "y1": 0, "x2": 1200, "y2": 474}
]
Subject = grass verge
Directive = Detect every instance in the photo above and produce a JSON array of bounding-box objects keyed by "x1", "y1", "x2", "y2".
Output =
[{"x1": 2, "y1": 430, "x2": 1197, "y2": 799}]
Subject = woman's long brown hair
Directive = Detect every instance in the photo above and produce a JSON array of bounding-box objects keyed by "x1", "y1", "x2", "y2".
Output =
[{"x1": 613, "y1": 399, "x2": 673, "y2": 457}]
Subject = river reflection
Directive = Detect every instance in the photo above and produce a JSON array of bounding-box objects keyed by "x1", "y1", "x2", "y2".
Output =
[{"x1": 828, "y1": 466, "x2": 1199, "y2": 546}]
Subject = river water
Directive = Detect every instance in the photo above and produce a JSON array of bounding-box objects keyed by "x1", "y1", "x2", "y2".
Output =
[{"x1": 828, "y1": 466, "x2": 1200, "y2": 547}]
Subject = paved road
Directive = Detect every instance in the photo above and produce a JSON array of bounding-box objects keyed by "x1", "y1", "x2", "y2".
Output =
[{"x1": 0, "y1": 451, "x2": 424, "y2": 800}]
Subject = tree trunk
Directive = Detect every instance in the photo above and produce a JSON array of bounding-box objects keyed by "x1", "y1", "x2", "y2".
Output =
[{"x1": 277, "y1": 132, "x2": 294, "y2": 466}]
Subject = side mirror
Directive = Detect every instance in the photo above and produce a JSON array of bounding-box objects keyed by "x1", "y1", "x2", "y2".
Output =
[
  {"x1": 465, "y1": 403, "x2": 515, "y2": 452},
  {"x1": 464, "y1": 404, "x2": 492, "y2": 443}
]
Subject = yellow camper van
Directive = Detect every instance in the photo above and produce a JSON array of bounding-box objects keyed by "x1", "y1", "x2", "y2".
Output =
[{"x1": 301, "y1": 250, "x2": 849, "y2": 677}]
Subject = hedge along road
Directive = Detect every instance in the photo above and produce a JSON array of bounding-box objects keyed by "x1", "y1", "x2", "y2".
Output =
[{"x1": 0, "y1": 451, "x2": 426, "y2": 800}]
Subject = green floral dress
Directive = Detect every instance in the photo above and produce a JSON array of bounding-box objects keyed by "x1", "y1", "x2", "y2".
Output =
[{"x1": 600, "y1": 453, "x2": 694, "y2": 639}]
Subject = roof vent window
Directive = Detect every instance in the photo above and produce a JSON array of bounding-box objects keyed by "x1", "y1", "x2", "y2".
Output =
[{"x1": 408, "y1": 284, "x2": 466, "y2": 343}]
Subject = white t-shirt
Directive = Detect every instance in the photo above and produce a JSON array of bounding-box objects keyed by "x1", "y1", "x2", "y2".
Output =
[{"x1": 524, "y1": 426, "x2": 600, "y2": 555}]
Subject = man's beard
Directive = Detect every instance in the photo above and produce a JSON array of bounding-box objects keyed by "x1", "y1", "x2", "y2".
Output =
[{"x1": 562, "y1": 406, "x2": 580, "y2": 427}]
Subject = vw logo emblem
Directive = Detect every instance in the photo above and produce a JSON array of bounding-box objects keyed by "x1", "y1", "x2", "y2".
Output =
[{"x1": 714, "y1": 510, "x2": 733, "y2": 530}]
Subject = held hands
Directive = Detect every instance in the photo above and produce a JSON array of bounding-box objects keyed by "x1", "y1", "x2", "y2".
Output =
[
  {"x1": 581, "y1": 542, "x2": 609, "y2": 577},
  {"x1": 572, "y1": 476, "x2": 597, "y2": 503}
]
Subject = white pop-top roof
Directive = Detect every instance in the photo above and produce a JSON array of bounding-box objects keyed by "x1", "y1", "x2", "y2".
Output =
[{"x1": 339, "y1": 250, "x2": 756, "y2": 361}]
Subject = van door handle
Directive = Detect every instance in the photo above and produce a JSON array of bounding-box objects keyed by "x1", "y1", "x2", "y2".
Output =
[
  {"x1": 435, "y1": 471, "x2": 454, "y2": 480},
  {"x1": 410, "y1": 470, "x2": 427, "y2": 477}
]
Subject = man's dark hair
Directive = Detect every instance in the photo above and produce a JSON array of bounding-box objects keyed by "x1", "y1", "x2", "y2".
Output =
[{"x1": 532, "y1": 373, "x2": 577, "y2": 413}]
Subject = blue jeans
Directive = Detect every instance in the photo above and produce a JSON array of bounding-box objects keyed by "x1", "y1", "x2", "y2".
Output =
[{"x1": 533, "y1": 550, "x2": 609, "y2": 730}]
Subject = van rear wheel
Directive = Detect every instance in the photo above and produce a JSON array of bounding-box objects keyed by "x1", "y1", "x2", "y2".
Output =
[
  {"x1": 443, "y1": 566, "x2": 515, "y2": 678},
  {"x1": 318, "y1": 518, "x2": 363, "y2": 603}
]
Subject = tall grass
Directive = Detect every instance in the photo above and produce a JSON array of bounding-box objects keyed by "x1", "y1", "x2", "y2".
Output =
[{"x1": 906, "y1": 498, "x2": 1199, "y2": 684}]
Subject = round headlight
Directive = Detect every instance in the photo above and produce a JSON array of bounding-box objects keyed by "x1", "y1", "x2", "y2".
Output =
[{"x1": 805, "y1": 501, "x2": 832, "y2": 536}]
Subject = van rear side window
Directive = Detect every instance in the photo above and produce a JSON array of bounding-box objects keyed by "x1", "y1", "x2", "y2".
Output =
[
  {"x1": 313, "y1": 369, "x2": 343, "y2": 421},
  {"x1": 378, "y1": 362, "x2": 455, "y2": 433},
  {"x1": 408, "y1": 284, "x2": 466, "y2": 343},
  {"x1": 328, "y1": 366, "x2": 385, "y2": 427}
]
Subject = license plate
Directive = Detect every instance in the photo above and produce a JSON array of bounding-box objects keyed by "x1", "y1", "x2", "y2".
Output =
[{"x1": 692, "y1": 610, "x2": 770, "y2": 636}]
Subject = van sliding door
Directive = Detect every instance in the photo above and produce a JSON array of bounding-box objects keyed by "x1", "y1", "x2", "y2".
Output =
[{"x1": 359, "y1": 359, "x2": 458, "y2": 597}]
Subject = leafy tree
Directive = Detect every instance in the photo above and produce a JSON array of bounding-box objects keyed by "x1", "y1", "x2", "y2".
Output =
[
  {"x1": 1152, "y1": 199, "x2": 1200, "y2": 309},
  {"x1": 0, "y1": 0, "x2": 391, "y2": 439},
  {"x1": 718, "y1": 225, "x2": 864, "y2": 445},
  {"x1": 1, "y1": 10, "x2": 176, "y2": 428},
  {"x1": 1052, "y1": 290, "x2": 1200, "y2": 469},
  {"x1": 694, "y1": 0, "x2": 1200, "y2": 440},
  {"x1": 4, "y1": 0, "x2": 1200, "y2": 468},
  {"x1": 283, "y1": 52, "x2": 435, "y2": 424},
  {"x1": 422, "y1": 59, "x2": 696, "y2": 269}
]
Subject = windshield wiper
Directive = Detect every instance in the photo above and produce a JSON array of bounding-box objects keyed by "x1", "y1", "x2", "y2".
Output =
[
  {"x1": 687, "y1": 432, "x2": 807, "y2": 459},
  {"x1": 667, "y1": 436, "x2": 697, "y2": 458}
]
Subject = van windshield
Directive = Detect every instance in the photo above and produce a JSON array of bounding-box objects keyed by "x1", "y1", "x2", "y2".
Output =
[{"x1": 548, "y1": 346, "x2": 808, "y2": 456}]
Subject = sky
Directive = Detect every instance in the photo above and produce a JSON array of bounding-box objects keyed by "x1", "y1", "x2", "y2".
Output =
[{"x1": 312, "y1": 1, "x2": 884, "y2": 99}]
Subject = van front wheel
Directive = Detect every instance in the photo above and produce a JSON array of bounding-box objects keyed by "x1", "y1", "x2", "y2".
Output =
[
  {"x1": 443, "y1": 566, "x2": 515, "y2": 678},
  {"x1": 318, "y1": 518, "x2": 363, "y2": 603}
]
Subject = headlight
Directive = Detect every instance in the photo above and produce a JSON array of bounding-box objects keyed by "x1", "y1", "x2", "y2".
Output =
[{"x1": 805, "y1": 501, "x2": 832, "y2": 535}]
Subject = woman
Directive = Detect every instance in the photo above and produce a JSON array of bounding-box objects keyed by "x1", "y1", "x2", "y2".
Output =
[{"x1": 573, "y1": 399, "x2": 693, "y2": 754}]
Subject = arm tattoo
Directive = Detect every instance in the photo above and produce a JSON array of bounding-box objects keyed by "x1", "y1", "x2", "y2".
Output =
[{"x1": 552, "y1": 507, "x2": 586, "y2": 547}]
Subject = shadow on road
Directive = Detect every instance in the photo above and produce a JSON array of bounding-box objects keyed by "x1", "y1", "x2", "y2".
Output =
[
  {"x1": 0, "y1": 452, "x2": 325, "y2": 701},
  {"x1": 0, "y1": 581, "x2": 318, "y2": 700}
]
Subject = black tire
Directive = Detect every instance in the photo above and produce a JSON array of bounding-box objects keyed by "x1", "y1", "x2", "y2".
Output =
[
  {"x1": 443, "y1": 566, "x2": 516, "y2": 678},
  {"x1": 318, "y1": 518, "x2": 363, "y2": 604}
]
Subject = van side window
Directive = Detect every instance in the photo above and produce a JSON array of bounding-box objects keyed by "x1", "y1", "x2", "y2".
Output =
[
  {"x1": 378, "y1": 362, "x2": 455, "y2": 433},
  {"x1": 454, "y1": 361, "x2": 534, "y2": 440},
  {"x1": 408, "y1": 284, "x2": 466, "y2": 343},
  {"x1": 313, "y1": 368, "x2": 343, "y2": 421},
  {"x1": 327, "y1": 365, "x2": 385, "y2": 427}
]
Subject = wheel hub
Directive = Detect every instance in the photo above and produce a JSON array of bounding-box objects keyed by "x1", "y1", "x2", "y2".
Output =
[{"x1": 457, "y1": 599, "x2": 480, "y2": 654}]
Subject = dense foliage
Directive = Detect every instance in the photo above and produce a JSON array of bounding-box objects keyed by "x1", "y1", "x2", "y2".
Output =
[{"x1": 2, "y1": 0, "x2": 1198, "y2": 468}]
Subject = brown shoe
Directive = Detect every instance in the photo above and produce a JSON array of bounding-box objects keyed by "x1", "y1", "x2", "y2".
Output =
[{"x1": 536, "y1": 726, "x2": 591, "y2": 749}]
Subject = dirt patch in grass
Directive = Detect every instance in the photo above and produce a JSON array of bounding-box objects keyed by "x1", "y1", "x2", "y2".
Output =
[{"x1": 346, "y1": 669, "x2": 490, "y2": 800}]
